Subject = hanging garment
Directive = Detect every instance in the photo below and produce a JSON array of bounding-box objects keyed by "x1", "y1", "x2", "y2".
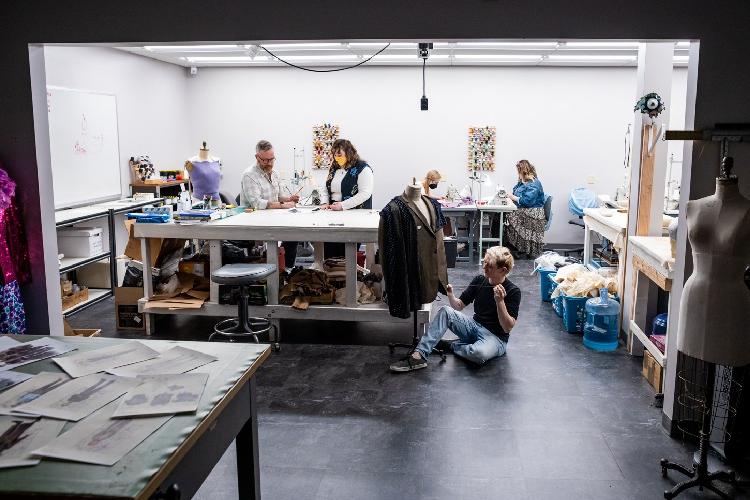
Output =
[
  {"x1": 0, "y1": 281, "x2": 26, "y2": 334},
  {"x1": 378, "y1": 195, "x2": 448, "y2": 318},
  {"x1": 0, "y1": 176, "x2": 31, "y2": 286}
]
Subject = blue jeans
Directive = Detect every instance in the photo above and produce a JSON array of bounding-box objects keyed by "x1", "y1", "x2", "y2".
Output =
[{"x1": 416, "y1": 305, "x2": 507, "y2": 365}]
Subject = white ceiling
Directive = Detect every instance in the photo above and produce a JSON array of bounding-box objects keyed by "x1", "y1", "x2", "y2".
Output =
[{"x1": 117, "y1": 40, "x2": 691, "y2": 68}]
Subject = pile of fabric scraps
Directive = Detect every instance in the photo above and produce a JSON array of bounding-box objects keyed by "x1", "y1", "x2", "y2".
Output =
[
  {"x1": 334, "y1": 264, "x2": 383, "y2": 305},
  {"x1": 279, "y1": 268, "x2": 334, "y2": 310},
  {"x1": 550, "y1": 263, "x2": 618, "y2": 298},
  {"x1": 323, "y1": 258, "x2": 367, "y2": 284}
]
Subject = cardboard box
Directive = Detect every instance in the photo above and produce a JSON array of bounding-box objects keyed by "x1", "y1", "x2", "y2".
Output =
[
  {"x1": 58, "y1": 226, "x2": 104, "y2": 257},
  {"x1": 123, "y1": 219, "x2": 187, "y2": 269},
  {"x1": 63, "y1": 319, "x2": 101, "y2": 337},
  {"x1": 75, "y1": 260, "x2": 111, "y2": 289},
  {"x1": 642, "y1": 350, "x2": 663, "y2": 392},
  {"x1": 115, "y1": 287, "x2": 145, "y2": 330},
  {"x1": 61, "y1": 287, "x2": 89, "y2": 311}
]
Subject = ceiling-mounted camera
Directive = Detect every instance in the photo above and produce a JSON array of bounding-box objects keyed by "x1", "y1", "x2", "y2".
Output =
[{"x1": 418, "y1": 42, "x2": 433, "y2": 59}]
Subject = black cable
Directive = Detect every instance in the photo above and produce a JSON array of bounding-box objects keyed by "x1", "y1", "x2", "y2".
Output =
[
  {"x1": 259, "y1": 43, "x2": 391, "y2": 73},
  {"x1": 422, "y1": 57, "x2": 426, "y2": 97}
]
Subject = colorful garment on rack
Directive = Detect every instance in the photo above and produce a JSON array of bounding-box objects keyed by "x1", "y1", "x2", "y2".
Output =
[{"x1": 0, "y1": 281, "x2": 26, "y2": 334}]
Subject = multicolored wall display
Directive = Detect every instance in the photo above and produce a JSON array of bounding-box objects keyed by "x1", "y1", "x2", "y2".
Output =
[
  {"x1": 467, "y1": 126, "x2": 496, "y2": 171},
  {"x1": 312, "y1": 123, "x2": 340, "y2": 169}
]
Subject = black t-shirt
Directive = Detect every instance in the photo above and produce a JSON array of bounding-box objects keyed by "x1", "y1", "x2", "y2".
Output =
[{"x1": 458, "y1": 275, "x2": 521, "y2": 343}]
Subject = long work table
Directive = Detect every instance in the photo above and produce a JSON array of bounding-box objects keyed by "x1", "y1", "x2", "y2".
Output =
[
  {"x1": 441, "y1": 202, "x2": 517, "y2": 263},
  {"x1": 134, "y1": 209, "x2": 430, "y2": 337}
]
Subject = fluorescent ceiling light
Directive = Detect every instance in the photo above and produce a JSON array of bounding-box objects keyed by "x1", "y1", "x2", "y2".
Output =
[
  {"x1": 675, "y1": 41, "x2": 690, "y2": 49},
  {"x1": 564, "y1": 42, "x2": 640, "y2": 49},
  {"x1": 185, "y1": 56, "x2": 253, "y2": 63},
  {"x1": 347, "y1": 42, "x2": 415, "y2": 49},
  {"x1": 374, "y1": 54, "x2": 449, "y2": 60},
  {"x1": 145, "y1": 45, "x2": 243, "y2": 52},
  {"x1": 454, "y1": 54, "x2": 542, "y2": 61},
  {"x1": 547, "y1": 54, "x2": 637, "y2": 61},
  {"x1": 673, "y1": 56, "x2": 689, "y2": 63},
  {"x1": 255, "y1": 43, "x2": 342, "y2": 50},
  {"x1": 272, "y1": 54, "x2": 358, "y2": 61},
  {"x1": 453, "y1": 42, "x2": 558, "y2": 49}
]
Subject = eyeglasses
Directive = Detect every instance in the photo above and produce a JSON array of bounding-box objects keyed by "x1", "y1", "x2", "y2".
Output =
[{"x1": 256, "y1": 155, "x2": 275, "y2": 164}]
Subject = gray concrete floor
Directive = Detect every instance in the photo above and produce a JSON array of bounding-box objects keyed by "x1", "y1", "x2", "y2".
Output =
[{"x1": 69, "y1": 260, "x2": 749, "y2": 499}]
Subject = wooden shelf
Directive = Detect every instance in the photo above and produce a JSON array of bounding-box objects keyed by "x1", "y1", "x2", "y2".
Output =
[
  {"x1": 630, "y1": 319, "x2": 666, "y2": 367},
  {"x1": 130, "y1": 180, "x2": 186, "y2": 188}
]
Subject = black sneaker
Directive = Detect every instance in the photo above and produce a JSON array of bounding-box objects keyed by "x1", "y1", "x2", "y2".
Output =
[
  {"x1": 436, "y1": 339, "x2": 458, "y2": 353},
  {"x1": 389, "y1": 353, "x2": 427, "y2": 372}
]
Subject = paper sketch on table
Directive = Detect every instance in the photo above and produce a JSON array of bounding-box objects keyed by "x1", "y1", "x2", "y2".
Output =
[
  {"x1": 0, "y1": 416, "x2": 65, "y2": 469},
  {"x1": 113, "y1": 373, "x2": 209, "y2": 417},
  {"x1": 108, "y1": 346, "x2": 218, "y2": 377},
  {"x1": 32, "y1": 404, "x2": 169, "y2": 466},
  {"x1": 54, "y1": 342, "x2": 160, "y2": 378},
  {"x1": 14, "y1": 373, "x2": 138, "y2": 421},
  {"x1": 0, "y1": 338, "x2": 75, "y2": 372},
  {"x1": 0, "y1": 372, "x2": 72, "y2": 415},
  {"x1": 0, "y1": 337, "x2": 21, "y2": 351},
  {"x1": 0, "y1": 371, "x2": 33, "y2": 393}
]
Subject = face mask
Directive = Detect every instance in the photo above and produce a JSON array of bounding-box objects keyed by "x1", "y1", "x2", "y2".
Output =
[
  {"x1": 334, "y1": 155, "x2": 346, "y2": 167},
  {"x1": 428, "y1": 182, "x2": 439, "y2": 189}
]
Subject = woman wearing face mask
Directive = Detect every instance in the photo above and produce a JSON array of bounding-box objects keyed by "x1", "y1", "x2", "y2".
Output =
[
  {"x1": 421, "y1": 169, "x2": 443, "y2": 199},
  {"x1": 322, "y1": 139, "x2": 374, "y2": 258},
  {"x1": 322, "y1": 139, "x2": 374, "y2": 211}
]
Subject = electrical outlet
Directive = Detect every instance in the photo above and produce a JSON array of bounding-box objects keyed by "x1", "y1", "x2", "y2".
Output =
[{"x1": 586, "y1": 175, "x2": 596, "y2": 184}]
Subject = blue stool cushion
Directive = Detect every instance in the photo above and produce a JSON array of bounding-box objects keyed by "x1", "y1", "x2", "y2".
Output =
[{"x1": 211, "y1": 263, "x2": 277, "y2": 285}]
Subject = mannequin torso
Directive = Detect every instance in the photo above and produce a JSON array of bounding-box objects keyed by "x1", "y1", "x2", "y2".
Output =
[
  {"x1": 185, "y1": 145, "x2": 222, "y2": 201},
  {"x1": 677, "y1": 178, "x2": 750, "y2": 365},
  {"x1": 403, "y1": 183, "x2": 431, "y2": 225}
]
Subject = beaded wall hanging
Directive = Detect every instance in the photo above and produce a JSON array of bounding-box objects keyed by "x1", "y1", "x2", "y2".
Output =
[
  {"x1": 467, "y1": 126, "x2": 496, "y2": 171},
  {"x1": 312, "y1": 123, "x2": 340, "y2": 169}
]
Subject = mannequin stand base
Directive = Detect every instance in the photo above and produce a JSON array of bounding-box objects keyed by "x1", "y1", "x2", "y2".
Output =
[{"x1": 661, "y1": 455, "x2": 737, "y2": 499}]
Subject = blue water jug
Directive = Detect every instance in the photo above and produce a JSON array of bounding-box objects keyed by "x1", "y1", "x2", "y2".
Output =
[{"x1": 583, "y1": 288, "x2": 620, "y2": 352}]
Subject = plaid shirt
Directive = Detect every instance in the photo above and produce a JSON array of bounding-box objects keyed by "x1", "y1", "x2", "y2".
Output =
[{"x1": 240, "y1": 164, "x2": 280, "y2": 209}]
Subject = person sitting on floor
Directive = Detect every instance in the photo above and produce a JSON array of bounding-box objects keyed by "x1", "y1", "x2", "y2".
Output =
[{"x1": 390, "y1": 246, "x2": 521, "y2": 372}]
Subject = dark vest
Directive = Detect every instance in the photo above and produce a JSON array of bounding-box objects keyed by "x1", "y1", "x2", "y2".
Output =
[{"x1": 326, "y1": 160, "x2": 372, "y2": 209}]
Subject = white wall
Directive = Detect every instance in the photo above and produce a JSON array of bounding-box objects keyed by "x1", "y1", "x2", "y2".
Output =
[
  {"x1": 43, "y1": 46, "x2": 192, "y2": 199},
  {"x1": 187, "y1": 65, "x2": 688, "y2": 243}
]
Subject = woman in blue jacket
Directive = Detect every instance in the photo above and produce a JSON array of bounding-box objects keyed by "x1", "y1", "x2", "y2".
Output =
[{"x1": 505, "y1": 159, "x2": 547, "y2": 257}]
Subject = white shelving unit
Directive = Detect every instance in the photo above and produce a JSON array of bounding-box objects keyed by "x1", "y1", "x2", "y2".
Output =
[{"x1": 55, "y1": 197, "x2": 164, "y2": 318}]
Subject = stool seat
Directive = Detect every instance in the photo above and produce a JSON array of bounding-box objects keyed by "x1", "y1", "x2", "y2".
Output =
[{"x1": 211, "y1": 263, "x2": 277, "y2": 285}]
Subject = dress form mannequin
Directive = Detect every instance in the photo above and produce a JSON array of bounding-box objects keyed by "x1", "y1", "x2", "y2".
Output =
[
  {"x1": 185, "y1": 141, "x2": 222, "y2": 203},
  {"x1": 677, "y1": 157, "x2": 750, "y2": 366},
  {"x1": 403, "y1": 177, "x2": 431, "y2": 224}
]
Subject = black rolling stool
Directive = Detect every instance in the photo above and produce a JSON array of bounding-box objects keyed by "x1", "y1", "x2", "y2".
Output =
[{"x1": 210, "y1": 263, "x2": 279, "y2": 350}]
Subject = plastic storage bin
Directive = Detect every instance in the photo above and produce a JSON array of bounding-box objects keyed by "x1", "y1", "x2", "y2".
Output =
[
  {"x1": 548, "y1": 274, "x2": 563, "y2": 317},
  {"x1": 562, "y1": 295, "x2": 589, "y2": 333},
  {"x1": 539, "y1": 268, "x2": 557, "y2": 302},
  {"x1": 582, "y1": 288, "x2": 621, "y2": 351},
  {"x1": 652, "y1": 313, "x2": 668, "y2": 335}
]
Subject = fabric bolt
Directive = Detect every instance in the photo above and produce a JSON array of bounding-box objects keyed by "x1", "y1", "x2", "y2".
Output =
[
  {"x1": 505, "y1": 207, "x2": 546, "y2": 257},
  {"x1": 187, "y1": 160, "x2": 221, "y2": 200},
  {"x1": 240, "y1": 164, "x2": 281, "y2": 209},
  {"x1": 378, "y1": 194, "x2": 448, "y2": 318},
  {"x1": 513, "y1": 178, "x2": 545, "y2": 208},
  {"x1": 325, "y1": 160, "x2": 373, "y2": 209},
  {"x1": 459, "y1": 275, "x2": 521, "y2": 343},
  {"x1": 416, "y1": 305, "x2": 506, "y2": 364},
  {"x1": 0, "y1": 280, "x2": 26, "y2": 335}
]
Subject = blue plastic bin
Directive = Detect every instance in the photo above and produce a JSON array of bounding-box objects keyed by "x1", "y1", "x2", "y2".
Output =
[
  {"x1": 548, "y1": 274, "x2": 563, "y2": 317},
  {"x1": 539, "y1": 268, "x2": 557, "y2": 302},
  {"x1": 562, "y1": 291, "x2": 620, "y2": 334}
]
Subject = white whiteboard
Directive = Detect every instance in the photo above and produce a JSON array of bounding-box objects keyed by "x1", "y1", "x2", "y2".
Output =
[{"x1": 47, "y1": 86, "x2": 122, "y2": 209}]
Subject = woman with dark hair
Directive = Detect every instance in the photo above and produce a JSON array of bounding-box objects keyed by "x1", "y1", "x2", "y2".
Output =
[
  {"x1": 321, "y1": 139, "x2": 374, "y2": 258},
  {"x1": 322, "y1": 139, "x2": 374, "y2": 211},
  {"x1": 505, "y1": 159, "x2": 547, "y2": 257}
]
